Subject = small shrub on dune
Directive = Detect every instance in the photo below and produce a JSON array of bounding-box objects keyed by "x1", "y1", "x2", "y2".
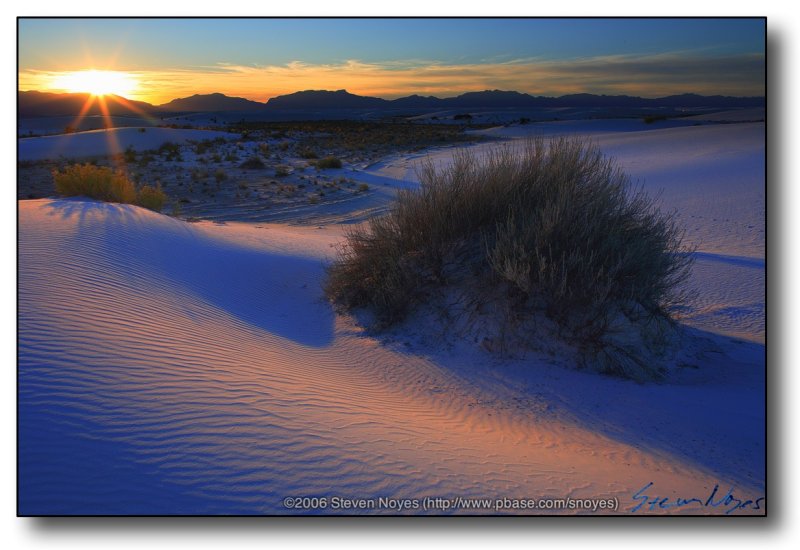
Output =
[
  {"x1": 298, "y1": 147, "x2": 319, "y2": 159},
  {"x1": 158, "y1": 141, "x2": 182, "y2": 161},
  {"x1": 53, "y1": 163, "x2": 168, "y2": 212},
  {"x1": 135, "y1": 184, "x2": 167, "y2": 212},
  {"x1": 53, "y1": 163, "x2": 137, "y2": 204},
  {"x1": 315, "y1": 156, "x2": 343, "y2": 169},
  {"x1": 325, "y1": 137, "x2": 694, "y2": 381},
  {"x1": 240, "y1": 157, "x2": 266, "y2": 170}
]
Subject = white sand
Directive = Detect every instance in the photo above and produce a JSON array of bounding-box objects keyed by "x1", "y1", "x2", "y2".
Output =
[
  {"x1": 18, "y1": 127, "x2": 232, "y2": 161},
  {"x1": 387, "y1": 122, "x2": 765, "y2": 343},
  {"x1": 18, "y1": 120, "x2": 765, "y2": 515}
]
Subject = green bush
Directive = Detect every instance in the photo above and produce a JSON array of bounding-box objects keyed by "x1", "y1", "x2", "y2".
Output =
[
  {"x1": 53, "y1": 163, "x2": 168, "y2": 212},
  {"x1": 158, "y1": 141, "x2": 182, "y2": 161},
  {"x1": 298, "y1": 147, "x2": 319, "y2": 159},
  {"x1": 240, "y1": 157, "x2": 266, "y2": 169},
  {"x1": 136, "y1": 184, "x2": 167, "y2": 211},
  {"x1": 315, "y1": 156, "x2": 342, "y2": 169},
  {"x1": 325, "y1": 138, "x2": 693, "y2": 379},
  {"x1": 643, "y1": 115, "x2": 668, "y2": 124},
  {"x1": 53, "y1": 163, "x2": 137, "y2": 204}
]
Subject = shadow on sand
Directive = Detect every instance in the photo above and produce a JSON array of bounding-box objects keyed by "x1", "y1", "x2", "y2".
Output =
[{"x1": 42, "y1": 199, "x2": 335, "y2": 348}]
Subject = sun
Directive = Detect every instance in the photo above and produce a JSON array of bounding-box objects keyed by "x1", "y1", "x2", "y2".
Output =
[{"x1": 51, "y1": 70, "x2": 139, "y2": 98}]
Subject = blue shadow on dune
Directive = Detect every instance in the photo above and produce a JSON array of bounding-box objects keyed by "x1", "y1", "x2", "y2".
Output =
[
  {"x1": 397, "y1": 322, "x2": 765, "y2": 493},
  {"x1": 43, "y1": 199, "x2": 335, "y2": 348}
]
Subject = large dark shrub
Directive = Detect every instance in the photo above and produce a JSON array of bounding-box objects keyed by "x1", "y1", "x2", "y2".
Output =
[
  {"x1": 325, "y1": 138, "x2": 694, "y2": 380},
  {"x1": 315, "y1": 156, "x2": 342, "y2": 169}
]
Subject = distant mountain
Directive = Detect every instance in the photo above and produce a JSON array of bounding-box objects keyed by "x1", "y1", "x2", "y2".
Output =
[
  {"x1": 158, "y1": 93, "x2": 266, "y2": 112},
  {"x1": 388, "y1": 94, "x2": 445, "y2": 108},
  {"x1": 446, "y1": 90, "x2": 539, "y2": 108},
  {"x1": 19, "y1": 89, "x2": 765, "y2": 118},
  {"x1": 265, "y1": 89, "x2": 389, "y2": 110},
  {"x1": 18, "y1": 90, "x2": 157, "y2": 117},
  {"x1": 264, "y1": 89, "x2": 765, "y2": 111},
  {"x1": 644, "y1": 93, "x2": 766, "y2": 109},
  {"x1": 545, "y1": 93, "x2": 765, "y2": 109}
]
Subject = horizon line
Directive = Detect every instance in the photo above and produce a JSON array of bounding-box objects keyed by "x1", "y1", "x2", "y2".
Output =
[{"x1": 18, "y1": 87, "x2": 767, "y2": 106}]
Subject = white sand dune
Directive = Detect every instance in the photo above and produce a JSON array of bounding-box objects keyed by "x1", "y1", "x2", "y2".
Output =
[
  {"x1": 19, "y1": 196, "x2": 763, "y2": 515},
  {"x1": 387, "y1": 123, "x2": 765, "y2": 343},
  {"x1": 18, "y1": 121, "x2": 765, "y2": 515},
  {"x1": 683, "y1": 108, "x2": 765, "y2": 122},
  {"x1": 18, "y1": 127, "x2": 232, "y2": 162}
]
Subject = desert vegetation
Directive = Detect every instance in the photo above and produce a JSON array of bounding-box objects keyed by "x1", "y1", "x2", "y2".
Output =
[
  {"x1": 314, "y1": 156, "x2": 343, "y2": 169},
  {"x1": 325, "y1": 137, "x2": 694, "y2": 380},
  {"x1": 227, "y1": 120, "x2": 483, "y2": 162},
  {"x1": 53, "y1": 163, "x2": 167, "y2": 211}
]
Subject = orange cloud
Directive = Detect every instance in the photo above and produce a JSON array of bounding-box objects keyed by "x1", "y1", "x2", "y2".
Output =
[{"x1": 19, "y1": 53, "x2": 765, "y2": 105}]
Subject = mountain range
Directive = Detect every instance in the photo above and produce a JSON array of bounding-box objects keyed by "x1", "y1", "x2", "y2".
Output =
[{"x1": 18, "y1": 89, "x2": 766, "y2": 117}]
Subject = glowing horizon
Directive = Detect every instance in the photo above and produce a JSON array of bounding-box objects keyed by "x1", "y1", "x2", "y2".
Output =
[{"x1": 19, "y1": 18, "x2": 766, "y2": 105}]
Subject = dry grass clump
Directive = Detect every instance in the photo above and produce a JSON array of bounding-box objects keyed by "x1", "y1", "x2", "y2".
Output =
[
  {"x1": 53, "y1": 163, "x2": 167, "y2": 211},
  {"x1": 315, "y1": 156, "x2": 343, "y2": 169},
  {"x1": 240, "y1": 157, "x2": 266, "y2": 169},
  {"x1": 54, "y1": 163, "x2": 137, "y2": 204},
  {"x1": 325, "y1": 138, "x2": 693, "y2": 380},
  {"x1": 135, "y1": 184, "x2": 167, "y2": 211}
]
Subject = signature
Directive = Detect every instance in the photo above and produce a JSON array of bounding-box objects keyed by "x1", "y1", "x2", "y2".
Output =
[{"x1": 631, "y1": 482, "x2": 765, "y2": 514}]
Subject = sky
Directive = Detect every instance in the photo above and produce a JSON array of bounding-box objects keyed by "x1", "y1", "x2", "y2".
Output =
[{"x1": 18, "y1": 18, "x2": 766, "y2": 104}]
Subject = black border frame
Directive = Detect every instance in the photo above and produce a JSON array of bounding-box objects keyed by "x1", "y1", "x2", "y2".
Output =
[{"x1": 16, "y1": 15, "x2": 768, "y2": 519}]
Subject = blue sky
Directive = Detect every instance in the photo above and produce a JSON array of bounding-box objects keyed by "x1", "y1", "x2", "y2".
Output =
[{"x1": 18, "y1": 18, "x2": 766, "y2": 103}]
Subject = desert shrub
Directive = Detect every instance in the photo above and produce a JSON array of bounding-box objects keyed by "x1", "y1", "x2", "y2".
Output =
[
  {"x1": 325, "y1": 138, "x2": 693, "y2": 380},
  {"x1": 315, "y1": 156, "x2": 342, "y2": 169},
  {"x1": 357, "y1": 183, "x2": 369, "y2": 193},
  {"x1": 214, "y1": 168, "x2": 227, "y2": 182},
  {"x1": 298, "y1": 147, "x2": 319, "y2": 159},
  {"x1": 193, "y1": 141, "x2": 212, "y2": 155},
  {"x1": 643, "y1": 115, "x2": 668, "y2": 124},
  {"x1": 136, "y1": 184, "x2": 167, "y2": 211},
  {"x1": 138, "y1": 152, "x2": 154, "y2": 167},
  {"x1": 240, "y1": 157, "x2": 266, "y2": 169},
  {"x1": 53, "y1": 163, "x2": 137, "y2": 204},
  {"x1": 53, "y1": 163, "x2": 168, "y2": 212},
  {"x1": 274, "y1": 165, "x2": 290, "y2": 177},
  {"x1": 158, "y1": 141, "x2": 182, "y2": 161}
]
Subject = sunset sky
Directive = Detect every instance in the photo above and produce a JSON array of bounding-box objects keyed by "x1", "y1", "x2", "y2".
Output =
[{"x1": 18, "y1": 18, "x2": 766, "y2": 105}]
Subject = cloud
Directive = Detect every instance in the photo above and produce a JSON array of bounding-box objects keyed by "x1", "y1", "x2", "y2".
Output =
[{"x1": 19, "y1": 52, "x2": 765, "y2": 104}]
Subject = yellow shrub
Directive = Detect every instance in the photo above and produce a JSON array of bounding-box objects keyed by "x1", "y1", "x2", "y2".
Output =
[
  {"x1": 53, "y1": 163, "x2": 137, "y2": 204},
  {"x1": 53, "y1": 163, "x2": 167, "y2": 211},
  {"x1": 135, "y1": 184, "x2": 167, "y2": 212}
]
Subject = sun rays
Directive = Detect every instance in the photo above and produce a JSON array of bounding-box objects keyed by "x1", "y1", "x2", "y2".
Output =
[
  {"x1": 51, "y1": 69, "x2": 139, "y2": 98},
  {"x1": 49, "y1": 70, "x2": 156, "y2": 171}
]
